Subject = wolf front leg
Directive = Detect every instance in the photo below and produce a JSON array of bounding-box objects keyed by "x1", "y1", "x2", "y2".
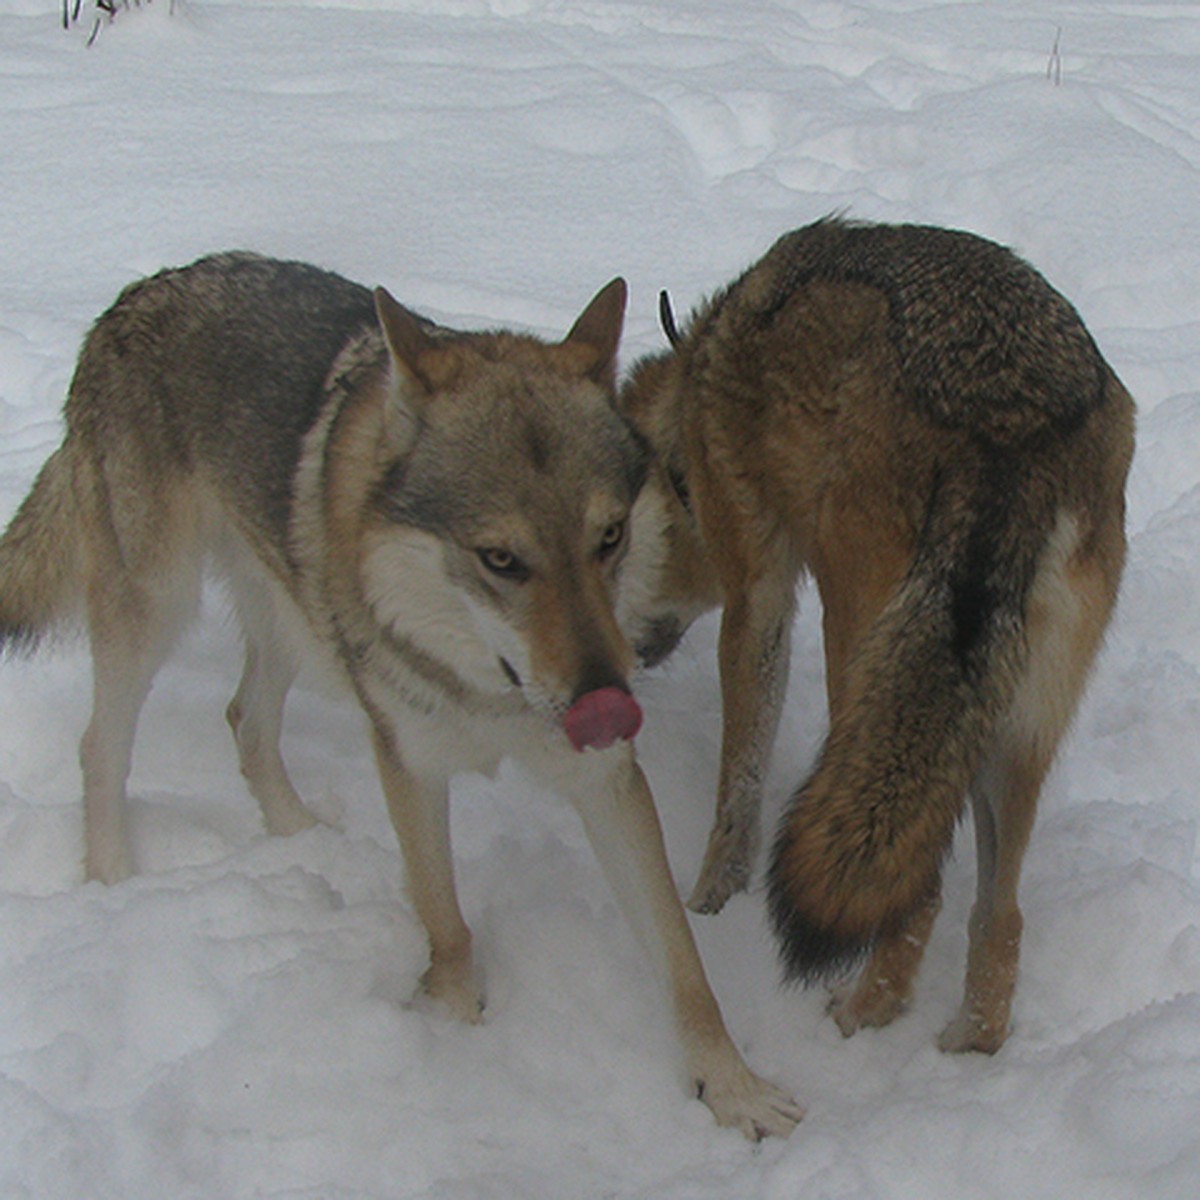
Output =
[
  {"x1": 566, "y1": 749, "x2": 803, "y2": 1139},
  {"x1": 371, "y1": 724, "x2": 484, "y2": 1024},
  {"x1": 688, "y1": 570, "x2": 796, "y2": 915}
]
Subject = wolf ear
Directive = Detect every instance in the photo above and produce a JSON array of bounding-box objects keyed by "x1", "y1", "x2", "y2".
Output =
[
  {"x1": 561, "y1": 277, "x2": 627, "y2": 389},
  {"x1": 374, "y1": 286, "x2": 459, "y2": 401}
]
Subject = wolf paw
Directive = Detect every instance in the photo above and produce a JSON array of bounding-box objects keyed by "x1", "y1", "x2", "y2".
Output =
[
  {"x1": 696, "y1": 1066, "x2": 805, "y2": 1141},
  {"x1": 85, "y1": 842, "x2": 134, "y2": 886},
  {"x1": 827, "y1": 976, "x2": 909, "y2": 1036},
  {"x1": 412, "y1": 963, "x2": 486, "y2": 1025},
  {"x1": 686, "y1": 828, "x2": 756, "y2": 915},
  {"x1": 687, "y1": 869, "x2": 745, "y2": 915},
  {"x1": 937, "y1": 1010, "x2": 1008, "y2": 1055},
  {"x1": 263, "y1": 803, "x2": 322, "y2": 838}
]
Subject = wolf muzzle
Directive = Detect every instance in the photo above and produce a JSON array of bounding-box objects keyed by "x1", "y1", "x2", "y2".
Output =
[{"x1": 563, "y1": 686, "x2": 643, "y2": 752}]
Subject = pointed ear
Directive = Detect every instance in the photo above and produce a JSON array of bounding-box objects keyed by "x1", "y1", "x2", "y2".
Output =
[
  {"x1": 374, "y1": 286, "x2": 453, "y2": 400},
  {"x1": 561, "y1": 277, "x2": 627, "y2": 388}
]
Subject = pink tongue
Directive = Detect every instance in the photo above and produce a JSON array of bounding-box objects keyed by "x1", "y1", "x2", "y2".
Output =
[{"x1": 563, "y1": 687, "x2": 644, "y2": 752}]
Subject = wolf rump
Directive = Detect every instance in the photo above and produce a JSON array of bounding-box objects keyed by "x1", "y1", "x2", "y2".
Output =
[
  {"x1": 623, "y1": 218, "x2": 1135, "y2": 1052},
  {"x1": 0, "y1": 253, "x2": 799, "y2": 1138}
]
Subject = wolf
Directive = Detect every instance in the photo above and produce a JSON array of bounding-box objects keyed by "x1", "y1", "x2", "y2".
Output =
[
  {"x1": 0, "y1": 252, "x2": 800, "y2": 1138},
  {"x1": 620, "y1": 218, "x2": 1135, "y2": 1053}
]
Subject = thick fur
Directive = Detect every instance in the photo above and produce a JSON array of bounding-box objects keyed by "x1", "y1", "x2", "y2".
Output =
[
  {"x1": 0, "y1": 253, "x2": 800, "y2": 1137},
  {"x1": 621, "y1": 218, "x2": 1134, "y2": 1051}
]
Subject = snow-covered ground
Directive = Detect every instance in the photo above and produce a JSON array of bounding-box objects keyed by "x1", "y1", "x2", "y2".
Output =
[{"x1": 2, "y1": 2, "x2": 1198, "y2": 1196}]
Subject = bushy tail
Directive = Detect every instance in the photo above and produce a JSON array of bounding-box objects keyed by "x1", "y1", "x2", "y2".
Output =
[
  {"x1": 0, "y1": 446, "x2": 83, "y2": 655},
  {"x1": 767, "y1": 475, "x2": 1047, "y2": 982}
]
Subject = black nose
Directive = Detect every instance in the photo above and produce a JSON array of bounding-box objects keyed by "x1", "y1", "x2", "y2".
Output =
[
  {"x1": 634, "y1": 616, "x2": 684, "y2": 669},
  {"x1": 570, "y1": 657, "x2": 630, "y2": 705}
]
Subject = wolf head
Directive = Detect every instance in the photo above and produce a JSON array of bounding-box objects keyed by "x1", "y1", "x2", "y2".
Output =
[{"x1": 360, "y1": 280, "x2": 666, "y2": 751}]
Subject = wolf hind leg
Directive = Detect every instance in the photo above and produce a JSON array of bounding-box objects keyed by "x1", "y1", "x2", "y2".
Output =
[
  {"x1": 82, "y1": 633, "x2": 157, "y2": 884},
  {"x1": 937, "y1": 749, "x2": 1042, "y2": 1054},
  {"x1": 225, "y1": 577, "x2": 318, "y2": 836},
  {"x1": 81, "y1": 559, "x2": 201, "y2": 884},
  {"x1": 827, "y1": 890, "x2": 942, "y2": 1036},
  {"x1": 813, "y1": 507, "x2": 929, "y2": 1034},
  {"x1": 939, "y1": 510, "x2": 1118, "y2": 1054}
]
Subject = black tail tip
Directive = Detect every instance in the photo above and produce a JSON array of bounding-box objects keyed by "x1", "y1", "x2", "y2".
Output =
[{"x1": 766, "y1": 861, "x2": 875, "y2": 987}]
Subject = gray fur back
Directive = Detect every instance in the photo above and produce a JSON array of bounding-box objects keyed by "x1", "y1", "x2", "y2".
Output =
[{"x1": 66, "y1": 252, "x2": 382, "y2": 548}]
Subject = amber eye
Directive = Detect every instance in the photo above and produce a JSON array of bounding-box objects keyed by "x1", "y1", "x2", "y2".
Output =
[
  {"x1": 478, "y1": 548, "x2": 528, "y2": 581},
  {"x1": 597, "y1": 520, "x2": 625, "y2": 560}
]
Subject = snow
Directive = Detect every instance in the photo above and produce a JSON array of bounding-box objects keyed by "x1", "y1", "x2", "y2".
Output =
[{"x1": 2, "y1": 1, "x2": 1199, "y2": 1196}]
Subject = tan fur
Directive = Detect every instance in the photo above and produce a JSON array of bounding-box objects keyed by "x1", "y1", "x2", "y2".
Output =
[
  {"x1": 0, "y1": 253, "x2": 801, "y2": 1138},
  {"x1": 622, "y1": 218, "x2": 1135, "y2": 1052}
]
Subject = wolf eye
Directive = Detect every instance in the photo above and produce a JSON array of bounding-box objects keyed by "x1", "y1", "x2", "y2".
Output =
[
  {"x1": 478, "y1": 547, "x2": 528, "y2": 580},
  {"x1": 597, "y1": 520, "x2": 626, "y2": 560}
]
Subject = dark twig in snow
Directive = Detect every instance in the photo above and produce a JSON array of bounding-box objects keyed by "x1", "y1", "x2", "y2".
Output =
[
  {"x1": 1047, "y1": 26, "x2": 1064, "y2": 87},
  {"x1": 61, "y1": 0, "x2": 169, "y2": 46}
]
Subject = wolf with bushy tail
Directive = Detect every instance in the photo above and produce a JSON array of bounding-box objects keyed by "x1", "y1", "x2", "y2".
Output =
[{"x1": 622, "y1": 218, "x2": 1134, "y2": 1051}]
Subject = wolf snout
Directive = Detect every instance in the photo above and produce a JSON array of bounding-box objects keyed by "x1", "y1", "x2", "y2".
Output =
[{"x1": 563, "y1": 686, "x2": 643, "y2": 752}]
